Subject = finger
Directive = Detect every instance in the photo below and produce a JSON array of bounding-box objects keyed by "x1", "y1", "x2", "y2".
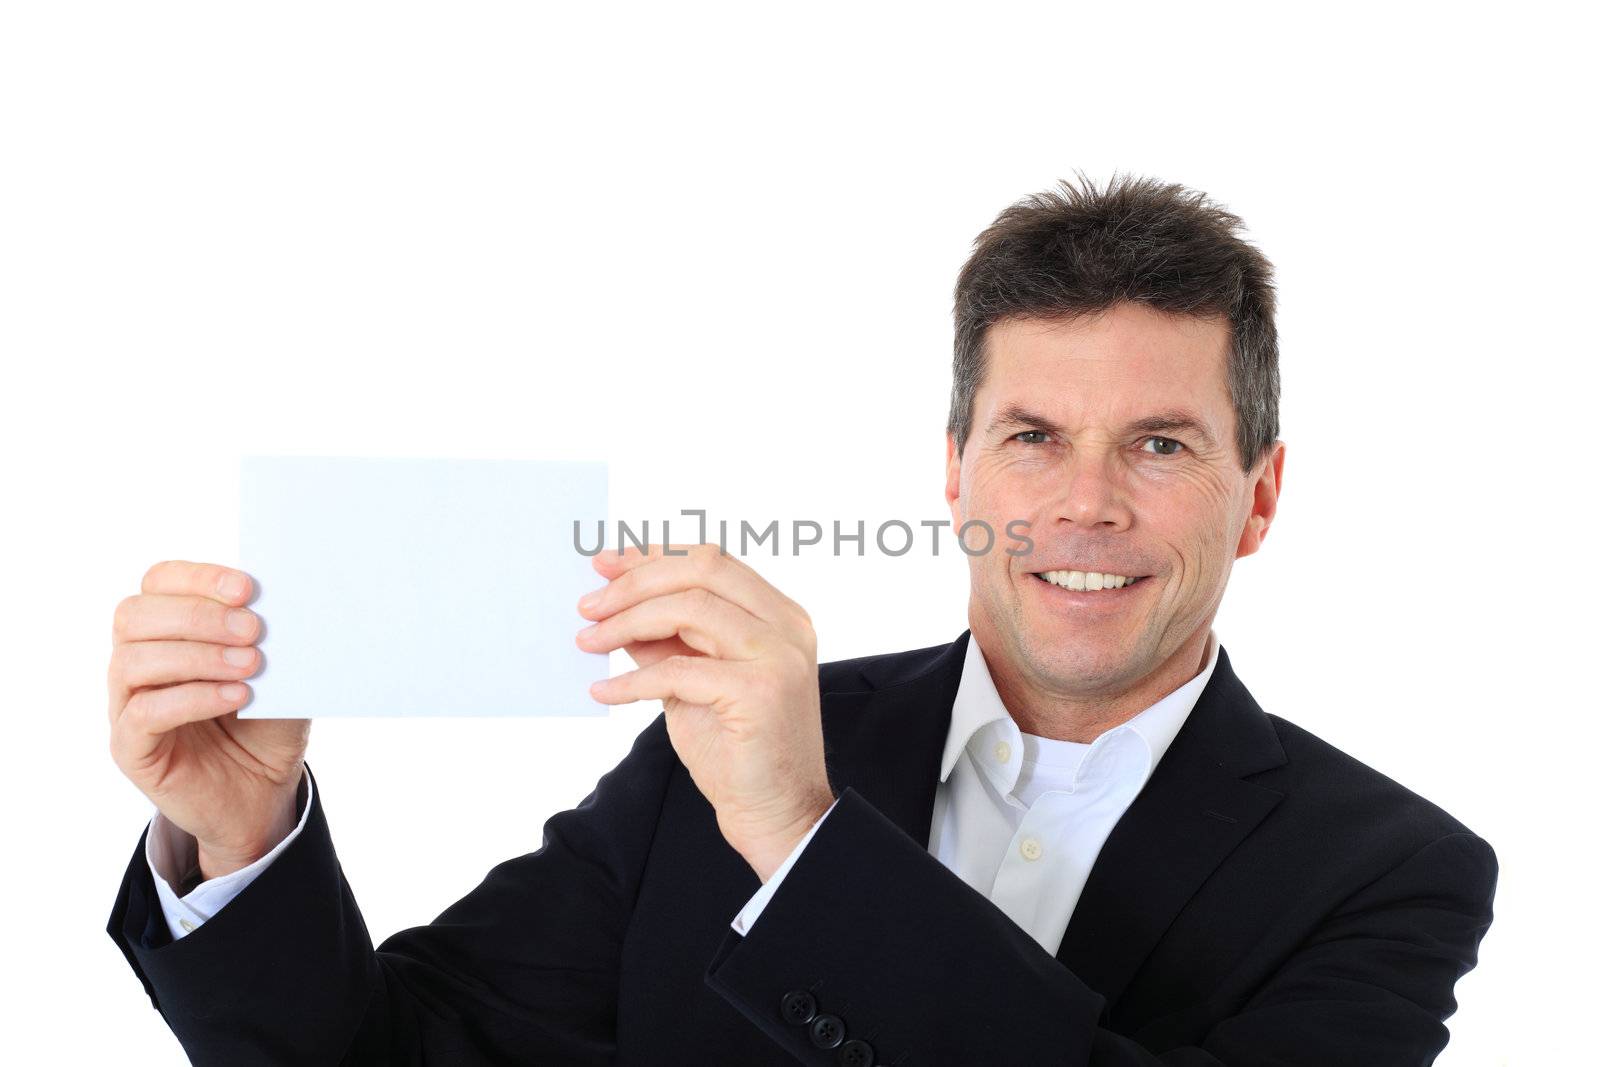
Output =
[
  {"x1": 111, "y1": 638, "x2": 260, "y2": 698},
  {"x1": 116, "y1": 678, "x2": 252, "y2": 738},
  {"x1": 583, "y1": 544, "x2": 793, "y2": 627},
  {"x1": 113, "y1": 592, "x2": 260, "y2": 646},
  {"x1": 140, "y1": 560, "x2": 255, "y2": 606},
  {"x1": 619, "y1": 634, "x2": 698, "y2": 670},
  {"x1": 590, "y1": 543, "x2": 685, "y2": 577},
  {"x1": 589, "y1": 653, "x2": 746, "y2": 708},
  {"x1": 578, "y1": 588, "x2": 768, "y2": 660}
]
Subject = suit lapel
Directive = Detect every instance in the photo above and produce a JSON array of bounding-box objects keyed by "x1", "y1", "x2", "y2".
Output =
[
  {"x1": 1053, "y1": 644, "x2": 1286, "y2": 1007},
  {"x1": 815, "y1": 631, "x2": 969, "y2": 851},
  {"x1": 817, "y1": 631, "x2": 1288, "y2": 1013}
]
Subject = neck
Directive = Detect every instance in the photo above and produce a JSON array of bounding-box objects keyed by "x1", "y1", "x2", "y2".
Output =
[{"x1": 973, "y1": 618, "x2": 1214, "y2": 743}]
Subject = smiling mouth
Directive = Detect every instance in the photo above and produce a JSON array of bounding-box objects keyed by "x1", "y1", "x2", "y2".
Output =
[{"x1": 1030, "y1": 569, "x2": 1146, "y2": 591}]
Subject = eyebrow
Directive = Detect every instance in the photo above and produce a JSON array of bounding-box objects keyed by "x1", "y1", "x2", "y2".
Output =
[{"x1": 990, "y1": 404, "x2": 1219, "y2": 451}]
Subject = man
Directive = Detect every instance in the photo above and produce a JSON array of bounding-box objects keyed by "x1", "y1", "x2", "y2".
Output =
[{"x1": 106, "y1": 173, "x2": 1496, "y2": 1065}]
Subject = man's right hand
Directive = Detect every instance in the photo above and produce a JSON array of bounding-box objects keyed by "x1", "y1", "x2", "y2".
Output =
[{"x1": 109, "y1": 560, "x2": 311, "y2": 881}]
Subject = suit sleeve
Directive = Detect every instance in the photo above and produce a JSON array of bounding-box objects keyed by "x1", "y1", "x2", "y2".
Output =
[
  {"x1": 106, "y1": 712, "x2": 677, "y2": 1066},
  {"x1": 731, "y1": 796, "x2": 838, "y2": 935},
  {"x1": 146, "y1": 766, "x2": 315, "y2": 940},
  {"x1": 703, "y1": 786, "x2": 1497, "y2": 1066}
]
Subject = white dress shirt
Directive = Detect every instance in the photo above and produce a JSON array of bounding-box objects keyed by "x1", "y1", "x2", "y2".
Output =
[
  {"x1": 147, "y1": 630, "x2": 1219, "y2": 955},
  {"x1": 731, "y1": 629, "x2": 1219, "y2": 953}
]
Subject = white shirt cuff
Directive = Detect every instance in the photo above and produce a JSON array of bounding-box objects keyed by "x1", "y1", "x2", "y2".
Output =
[
  {"x1": 729, "y1": 796, "x2": 838, "y2": 936},
  {"x1": 145, "y1": 765, "x2": 314, "y2": 940}
]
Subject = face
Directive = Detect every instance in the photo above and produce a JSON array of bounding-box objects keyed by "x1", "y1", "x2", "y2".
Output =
[{"x1": 945, "y1": 303, "x2": 1283, "y2": 706}]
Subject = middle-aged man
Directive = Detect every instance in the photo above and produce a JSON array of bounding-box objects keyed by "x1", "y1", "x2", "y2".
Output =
[{"x1": 106, "y1": 174, "x2": 1497, "y2": 1065}]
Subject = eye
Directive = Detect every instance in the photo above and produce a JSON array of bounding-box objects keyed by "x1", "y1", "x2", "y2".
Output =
[
  {"x1": 1142, "y1": 436, "x2": 1185, "y2": 456},
  {"x1": 1014, "y1": 431, "x2": 1051, "y2": 445}
]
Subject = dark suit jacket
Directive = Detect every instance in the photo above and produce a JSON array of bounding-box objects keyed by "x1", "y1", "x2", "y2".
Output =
[{"x1": 107, "y1": 632, "x2": 1497, "y2": 1065}]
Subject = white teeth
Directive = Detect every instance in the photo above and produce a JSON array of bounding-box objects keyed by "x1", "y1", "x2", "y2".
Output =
[{"x1": 1039, "y1": 570, "x2": 1140, "y2": 591}]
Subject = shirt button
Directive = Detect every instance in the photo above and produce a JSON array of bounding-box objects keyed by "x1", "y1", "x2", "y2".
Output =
[
  {"x1": 1019, "y1": 836, "x2": 1043, "y2": 861},
  {"x1": 178, "y1": 918, "x2": 196, "y2": 932},
  {"x1": 993, "y1": 740, "x2": 1012, "y2": 763}
]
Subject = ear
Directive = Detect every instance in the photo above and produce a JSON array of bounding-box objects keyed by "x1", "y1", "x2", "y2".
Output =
[
  {"x1": 1235, "y1": 440, "x2": 1285, "y2": 559},
  {"x1": 944, "y1": 433, "x2": 963, "y2": 526}
]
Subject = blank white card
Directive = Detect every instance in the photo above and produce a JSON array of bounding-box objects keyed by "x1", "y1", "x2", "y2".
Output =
[{"x1": 236, "y1": 456, "x2": 609, "y2": 718}]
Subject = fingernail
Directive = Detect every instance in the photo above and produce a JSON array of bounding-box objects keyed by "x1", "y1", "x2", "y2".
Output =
[
  {"x1": 223, "y1": 646, "x2": 255, "y2": 666},
  {"x1": 578, "y1": 590, "x2": 601, "y2": 613},
  {"x1": 226, "y1": 608, "x2": 255, "y2": 636},
  {"x1": 219, "y1": 683, "x2": 246, "y2": 701},
  {"x1": 218, "y1": 573, "x2": 245, "y2": 598}
]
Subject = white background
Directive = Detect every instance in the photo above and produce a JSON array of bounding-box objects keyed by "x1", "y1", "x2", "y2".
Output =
[{"x1": 2, "y1": 3, "x2": 1591, "y2": 1063}]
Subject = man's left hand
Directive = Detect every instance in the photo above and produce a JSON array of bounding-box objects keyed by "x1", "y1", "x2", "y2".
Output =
[{"x1": 576, "y1": 543, "x2": 835, "y2": 883}]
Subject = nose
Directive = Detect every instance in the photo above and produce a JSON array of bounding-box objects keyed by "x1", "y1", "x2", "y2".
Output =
[{"x1": 1051, "y1": 450, "x2": 1133, "y2": 532}]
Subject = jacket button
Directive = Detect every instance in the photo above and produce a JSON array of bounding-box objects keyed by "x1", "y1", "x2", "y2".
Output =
[
  {"x1": 809, "y1": 1013, "x2": 846, "y2": 1049},
  {"x1": 780, "y1": 990, "x2": 817, "y2": 1025},
  {"x1": 838, "y1": 1037, "x2": 874, "y2": 1065}
]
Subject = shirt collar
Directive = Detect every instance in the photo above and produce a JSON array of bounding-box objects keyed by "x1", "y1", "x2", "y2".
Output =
[{"x1": 938, "y1": 629, "x2": 1222, "y2": 790}]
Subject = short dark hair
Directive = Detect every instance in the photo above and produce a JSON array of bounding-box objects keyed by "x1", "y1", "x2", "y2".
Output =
[{"x1": 948, "y1": 171, "x2": 1280, "y2": 471}]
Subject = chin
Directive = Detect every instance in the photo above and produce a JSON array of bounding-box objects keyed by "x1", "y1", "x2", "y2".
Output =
[{"x1": 1013, "y1": 624, "x2": 1136, "y2": 692}]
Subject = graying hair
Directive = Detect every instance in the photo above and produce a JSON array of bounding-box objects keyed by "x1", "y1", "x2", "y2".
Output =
[{"x1": 949, "y1": 171, "x2": 1280, "y2": 471}]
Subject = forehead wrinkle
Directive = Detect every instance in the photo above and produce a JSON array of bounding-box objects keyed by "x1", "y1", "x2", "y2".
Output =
[{"x1": 977, "y1": 311, "x2": 1236, "y2": 453}]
